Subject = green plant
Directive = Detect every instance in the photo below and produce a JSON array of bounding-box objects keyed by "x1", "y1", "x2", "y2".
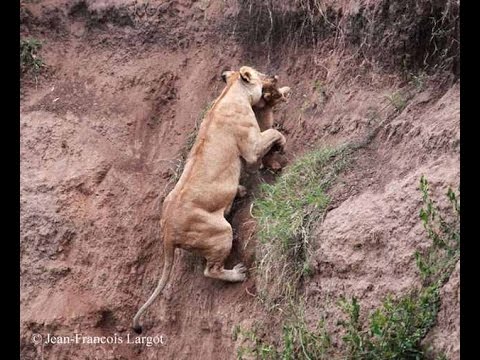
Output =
[
  {"x1": 338, "y1": 285, "x2": 440, "y2": 359},
  {"x1": 410, "y1": 72, "x2": 427, "y2": 91},
  {"x1": 232, "y1": 324, "x2": 241, "y2": 341},
  {"x1": 301, "y1": 99, "x2": 311, "y2": 112},
  {"x1": 302, "y1": 262, "x2": 315, "y2": 278},
  {"x1": 366, "y1": 107, "x2": 381, "y2": 126},
  {"x1": 415, "y1": 177, "x2": 460, "y2": 285},
  {"x1": 338, "y1": 296, "x2": 366, "y2": 358},
  {"x1": 385, "y1": 91, "x2": 407, "y2": 112},
  {"x1": 20, "y1": 38, "x2": 44, "y2": 75},
  {"x1": 336, "y1": 177, "x2": 459, "y2": 359},
  {"x1": 313, "y1": 79, "x2": 327, "y2": 95},
  {"x1": 253, "y1": 145, "x2": 351, "y2": 306},
  {"x1": 435, "y1": 353, "x2": 448, "y2": 360},
  {"x1": 313, "y1": 79, "x2": 329, "y2": 107}
]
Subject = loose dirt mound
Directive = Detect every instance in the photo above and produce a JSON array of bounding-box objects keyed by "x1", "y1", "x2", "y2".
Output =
[{"x1": 20, "y1": 1, "x2": 459, "y2": 359}]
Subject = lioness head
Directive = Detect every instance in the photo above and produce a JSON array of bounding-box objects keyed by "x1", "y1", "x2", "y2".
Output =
[{"x1": 220, "y1": 66, "x2": 273, "y2": 105}]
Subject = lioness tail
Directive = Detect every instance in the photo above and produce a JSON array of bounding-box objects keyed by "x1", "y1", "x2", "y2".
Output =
[{"x1": 132, "y1": 243, "x2": 175, "y2": 333}]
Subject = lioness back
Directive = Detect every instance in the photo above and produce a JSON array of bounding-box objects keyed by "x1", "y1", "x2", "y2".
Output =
[{"x1": 164, "y1": 72, "x2": 259, "y2": 220}]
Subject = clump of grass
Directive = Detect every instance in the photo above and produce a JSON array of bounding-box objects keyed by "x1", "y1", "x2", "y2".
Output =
[
  {"x1": 236, "y1": 325, "x2": 277, "y2": 360},
  {"x1": 366, "y1": 107, "x2": 381, "y2": 126},
  {"x1": 236, "y1": 303, "x2": 331, "y2": 360},
  {"x1": 280, "y1": 310, "x2": 331, "y2": 360},
  {"x1": 313, "y1": 79, "x2": 329, "y2": 107},
  {"x1": 409, "y1": 72, "x2": 427, "y2": 91},
  {"x1": 20, "y1": 38, "x2": 44, "y2": 76},
  {"x1": 385, "y1": 91, "x2": 407, "y2": 112},
  {"x1": 313, "y1": 79, "x2": 326, "y2": 95},
  {"x1": 300, "y1": 99, "x2": 311, "y2": 112},
  {"x1": 234, "y1": 1, "x2": 459, "y2": 77},
  {"x1": 241, "y1": 176, "x2": 459, "y2": 359},
  {"x1": 253, "y1": 145, "x2": 352, "y2": 306}
]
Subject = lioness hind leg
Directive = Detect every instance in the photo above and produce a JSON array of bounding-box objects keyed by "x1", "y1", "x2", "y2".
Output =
[{"x1": 200, "y1": 224, "x2": 247, "y2": 282}]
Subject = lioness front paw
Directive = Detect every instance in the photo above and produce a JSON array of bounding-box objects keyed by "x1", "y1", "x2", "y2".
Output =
[
  {"x1": 263, "y1": 151, "x2": 287, "y2": 171},
  {"x1": 277, "y1": 134, "x2": 287, "y2": 148}
]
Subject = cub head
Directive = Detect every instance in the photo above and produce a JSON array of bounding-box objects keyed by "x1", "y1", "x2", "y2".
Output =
[
  {"x1": 220, "y1": 66, "x2": 271, "y2": 105},
  {"x1": 260, "y1": 81, "x2": 291, "y2": 109}
]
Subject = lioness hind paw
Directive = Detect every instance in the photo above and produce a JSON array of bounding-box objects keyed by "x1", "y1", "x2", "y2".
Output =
[
  {"x1": 233, "y1": 263, "x2": 247, "y2": 274},
  {"x1": 237, "y1": 185, "x2": 247, "y2": 198}
]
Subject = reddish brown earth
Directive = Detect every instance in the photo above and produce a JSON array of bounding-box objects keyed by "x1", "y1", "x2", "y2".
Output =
[{"x1": 20, "y1": 1, "x2": 459, "y2": 359}]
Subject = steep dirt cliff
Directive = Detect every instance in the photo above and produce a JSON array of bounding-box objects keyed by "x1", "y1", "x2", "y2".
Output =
[{"x1": 20, "y1": 1, "x2": 459, "y2": 359}]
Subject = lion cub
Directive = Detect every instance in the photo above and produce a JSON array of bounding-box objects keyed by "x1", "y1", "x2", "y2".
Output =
[{"x1": 253, "y1": 77, "x2": 290, "y2": 170}]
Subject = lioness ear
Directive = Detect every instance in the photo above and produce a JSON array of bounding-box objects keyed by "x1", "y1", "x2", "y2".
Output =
[
  {"x1": 221, "y1": 70, "x2": 234, "y2": 83},
  {"x1": 239, "y1": 66, "x2": 253, "y2": 83}
]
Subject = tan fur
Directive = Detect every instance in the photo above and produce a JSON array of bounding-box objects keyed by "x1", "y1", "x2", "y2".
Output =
[{"x1": 132, "y1": 66, "x2": 286, "y2": 333}]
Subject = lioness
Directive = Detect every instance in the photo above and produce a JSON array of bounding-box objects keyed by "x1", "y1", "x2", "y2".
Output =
[{"x1": 132, "y1": 66, "x2": 286, "y2": 333}]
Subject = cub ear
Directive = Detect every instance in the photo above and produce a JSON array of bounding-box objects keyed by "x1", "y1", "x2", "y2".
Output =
[
  {"x1": 221, "y1": 70, "x2": 235, "y2": 83},
  {"x1": 239, "y1": 66, "x2": 253, "y2": 83},
  {"x1": 279, "y1": 86, "x2": 291, "y2": 101}
]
